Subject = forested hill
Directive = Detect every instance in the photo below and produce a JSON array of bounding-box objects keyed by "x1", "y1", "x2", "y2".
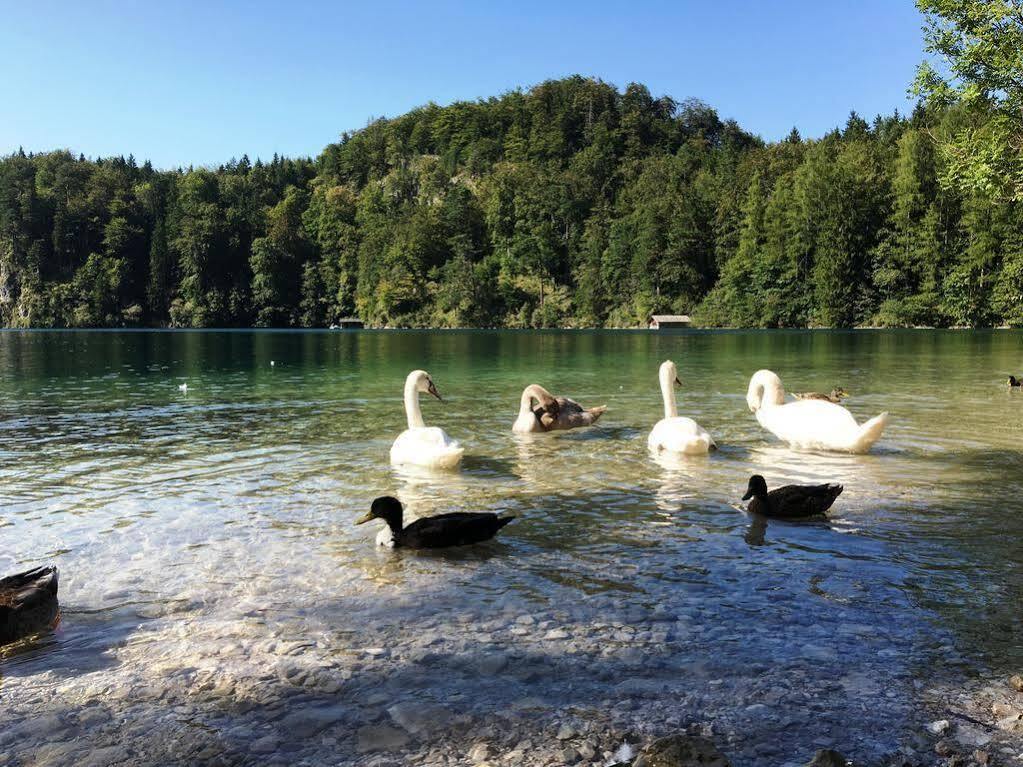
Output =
[{"x1": 2, "y1": 76, "x2": 1021, "y2": 329}]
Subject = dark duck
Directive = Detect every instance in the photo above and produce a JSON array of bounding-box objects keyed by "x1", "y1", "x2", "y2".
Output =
[
  {"x1": 357, "y1": 496, "x2": 514, "y2": 548},
  {"x1": 742, "y1": 475, "x2": 843, "y2": 519},
  {"x1": 1, "y1": 566, "x2": 59, "y2": 646},
  {"x1": 1008, "y1": 376, "x2": 1021, "y2": 388}
]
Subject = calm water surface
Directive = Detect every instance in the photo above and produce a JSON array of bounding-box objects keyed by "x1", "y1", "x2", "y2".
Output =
[{"x1": 2, "y1": 330, "x2": 1022, "y2": 765}]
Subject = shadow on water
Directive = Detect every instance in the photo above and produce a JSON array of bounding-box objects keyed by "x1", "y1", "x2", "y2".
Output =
[{"x1": 2, "y1": 605, "x2": 148, "y2": 680}]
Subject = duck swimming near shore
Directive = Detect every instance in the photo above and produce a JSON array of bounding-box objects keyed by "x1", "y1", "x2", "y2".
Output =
[
  {"x1": 357, "y1": 496, "x2": 514, "y2": 548},
  {"x1": 742, "y1": 474, "x2": 843, "y2": 519},
  {"x1": 0, "y1": 566, "x2": 59, "y2": 646},
  {"x1": 1008, "y1": 376, "x2": 1021, "y2": 388},
  {"x1": 792, "y1": 387, "x2": 848, "y2": 403},
  {"x1": 512, "y1": 384, "x2": 606, "y2": 433}
]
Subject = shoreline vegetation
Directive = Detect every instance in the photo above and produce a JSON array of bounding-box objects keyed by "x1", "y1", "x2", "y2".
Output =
[
  {"x1": 2, "y1": 2, "x2": 1022, "y2": 335},
  {"x1": 2, "y1": 78, "x2": 1022, "y2": 333}
]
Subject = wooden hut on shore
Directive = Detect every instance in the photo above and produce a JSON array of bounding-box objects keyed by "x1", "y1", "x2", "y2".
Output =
[{"x1": 648, "y1": 314, "x2": 691, "y2": 330}]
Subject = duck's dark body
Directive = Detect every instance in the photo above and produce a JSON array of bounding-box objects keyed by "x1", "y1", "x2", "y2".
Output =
[
  {"x1": 396, "y1": 512, "x2": 514, "y2": 548},
  {"x1": 0, "y1": 566, "x2": 59, "y2": 646},
  {"x1": 1009, "y1": 376, "x2": 1021, "y2": 388},
  {"x1": 743, "y1": 475, "x2": 843, "y2": 519},
  {"x1": 358, "y1": 497, "x2": 514, "y2": 549}
]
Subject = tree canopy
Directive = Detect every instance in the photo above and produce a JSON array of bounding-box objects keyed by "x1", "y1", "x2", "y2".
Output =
[{"x1": 2, "y1": 73, "x2": 1022, "y2": 329}]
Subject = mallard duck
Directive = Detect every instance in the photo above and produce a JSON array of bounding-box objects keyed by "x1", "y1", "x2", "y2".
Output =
[
  {"x1": 742, "y1": 475, "x2": 843, "y2": 519},
  {"x1": 1, "y1": 566, "x2": 59, "y2": 646},
  {"x1": 357, "y1": 496, "x2": 514, "y2": 548},
  {"x1": 792, "y1": 387, "x2": 848, "y2": 403},
  {"x1": 390, "y1": 370, "x2": 464, "y2": 469},
  {"x1": 512, "y1": 384, "x2": 606, "y2": 433},
  {"x1": 747, "y1": 370, "x2": 888, "y2": 453},
  {"x1": 1008, "y1": 376, "x2": 1021, "y2": 388}
]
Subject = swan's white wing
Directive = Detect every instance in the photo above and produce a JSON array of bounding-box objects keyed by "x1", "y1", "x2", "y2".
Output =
[
  {"x1": 390, "y1": 427, "x2": 464, "y2": 469},
  {"x1": 757, "y1": 400, "x2": 886, "y2": 452},
  {"x1": 648, "y1": 417, "x2": 715, "y2": 455}
]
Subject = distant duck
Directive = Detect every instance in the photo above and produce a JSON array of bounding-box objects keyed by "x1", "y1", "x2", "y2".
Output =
[
  {"x1": 746, "y1": 370, "x2": 888, "y2": 453},
  {"x1": 1009, "y1": 376, "x2": 1021, "y2": 388},
  {"x1": 792, "y1": 387, "x2": 848, "y2": 403},
  {"x1": 648, "y1": 360, "x2": 716, "y2": 455},
  {"x1": 178, "y1": 383, "x2": 188, "y2": 393},
  {"x1": 742, "y1": 475, "x2": 843, "y2": 519},
  {"x1": 390, "y1": 370, "x2": 464, "y2": 469},
  {"x1": 1, "y1": 566, "x2": 59, "y2": 646},
  {"x1": 512, "y1": 384, "x2": 606, "y2": 433},
  {"x1": 270, "y1": 360, "x2": 276, "y2": 368},
  {"x1": 357, "y1": 496, "x2": 514, "y2": 549}
]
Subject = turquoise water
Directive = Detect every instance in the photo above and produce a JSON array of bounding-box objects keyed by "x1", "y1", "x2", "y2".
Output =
[{"x1": 2, "y1": 329, "x2": 1022, "y2": 765}]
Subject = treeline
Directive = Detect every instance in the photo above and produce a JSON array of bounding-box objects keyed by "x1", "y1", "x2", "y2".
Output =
[{"x1": 2, "y1": 76, "x2": 1022, "y2": 329}]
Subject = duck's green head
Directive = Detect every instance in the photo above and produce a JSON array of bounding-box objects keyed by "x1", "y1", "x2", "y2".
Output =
[
  {"x1": 357, "y1": 496, "x2": 404, "y2": 529},
  {"x1": 742, "y1": 475, "x2": 768, "y2": 501}
]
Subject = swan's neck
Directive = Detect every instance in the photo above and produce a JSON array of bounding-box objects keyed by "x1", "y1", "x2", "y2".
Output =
[
  {"x1": 750, "y1": 370, "x2": 786, "y2": 410},
  {"x1": 404, "y1": 379, "x2": 425, "y2": 429},
  {"x1": 518, "y1": 388, "x2": 536, "y2": 418},
  {"x1": 660, "y1": 372, "x2": 678, "y2": 419}
]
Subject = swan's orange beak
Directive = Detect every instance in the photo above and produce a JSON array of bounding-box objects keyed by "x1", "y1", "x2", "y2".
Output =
[{"x1": 427, "y1": 381, "x2": 443, "y2": 402}]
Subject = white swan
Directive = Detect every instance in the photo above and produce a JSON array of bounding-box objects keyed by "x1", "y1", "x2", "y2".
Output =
[
  {"x1": 648, "y1": 360, "x2": 716, "y2": 455},
  {"x1": 513, "y1": 384, "x2": 559, "y2": 434},
  {"x1": 512, "y1": 384, "x2": 606, "y2": 434},
  {"x1": 390, "y1": 370, "x2": 464, "y2": 470},
  {"x1": 746, "y1": 369, "x2": 888, "y2": 453}
]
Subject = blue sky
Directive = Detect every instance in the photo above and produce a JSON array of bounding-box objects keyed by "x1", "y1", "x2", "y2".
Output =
[{"x1": 1, "y1": 1, "x2": 926, "y2": 169}]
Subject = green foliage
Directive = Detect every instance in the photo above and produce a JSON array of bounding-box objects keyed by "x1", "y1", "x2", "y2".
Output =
[
  {"x1": 2, "y1": 75, "x2": 1023, "y2": 328},
  {"x1": 914, "y1": 0, "x2": 1023, "y2": 201}
]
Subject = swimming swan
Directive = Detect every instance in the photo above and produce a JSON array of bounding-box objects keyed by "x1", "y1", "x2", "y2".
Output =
[
  {"x1": 648, "y1": 360, "x2": 716, "y2": 455},
  {"x1": 512, "y1": 384, "x2": 606, "y2": 433},
  {"x1": 746, "y1": 370, "x2": 888, "y2": 453},
  {"x1": 390, "y1": 370, "x2": 464, "y2": 470}
]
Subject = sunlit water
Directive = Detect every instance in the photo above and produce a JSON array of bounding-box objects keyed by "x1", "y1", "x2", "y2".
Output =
[{"x1": 2, "y1": 330, "x2": 1022, "y2": 766}]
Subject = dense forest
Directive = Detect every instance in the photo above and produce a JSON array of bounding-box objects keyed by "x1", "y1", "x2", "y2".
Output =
[{"x1": 2, "y1": 6, "x2": 1021, "y2": 328}]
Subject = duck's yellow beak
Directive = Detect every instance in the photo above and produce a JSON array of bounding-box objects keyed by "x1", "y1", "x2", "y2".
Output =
[{"x1": 355, "y1": 511, "x2": 375, "y2": 525}]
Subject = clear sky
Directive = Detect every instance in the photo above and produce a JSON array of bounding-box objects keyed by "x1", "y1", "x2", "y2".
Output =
[{"x1": 1, "y1": 0, "x2": 926, "y2": 169}]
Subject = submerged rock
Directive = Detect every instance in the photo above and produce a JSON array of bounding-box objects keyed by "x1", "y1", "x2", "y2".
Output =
[
  {"x1": 804, "y1": 749, "x2": 848, "y2": 766},
  {"x1": 355, "y1": 724, "x2": 411, "y2": 753},
  {"x1": 638, "y1": 734, "x2": 731, "y2": 767}
]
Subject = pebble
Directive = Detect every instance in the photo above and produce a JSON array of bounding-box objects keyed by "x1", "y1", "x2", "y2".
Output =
[
  {"x1": 356, "y1": 724, "x2": 411, "y2": 753},
  {"x1": 927, "y1": 719, "x2": 952, "y2": 736},
  {"x1": 250, "y1": 736, "x2": 279, "y2": 754},
  {"x1": 468, "y1": 743, "x2": 491, "y2": 763},
  {"x1": 544, "y1": 629, "x2": 570, "y2": 640},
  {"x1": 556, "y1": 724, "x2": 577, "y2": 740},
  {"x1": 388, "y1": 702, "x2": 452, "y2": 735}
]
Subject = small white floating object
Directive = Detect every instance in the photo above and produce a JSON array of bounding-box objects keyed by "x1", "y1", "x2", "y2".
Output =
[
  {"x1": 178, "y1": 383, "x2": 188, "y2": 393},
  {"x1": 270, "y1": 360, "x2": 275, "y2": 367}
]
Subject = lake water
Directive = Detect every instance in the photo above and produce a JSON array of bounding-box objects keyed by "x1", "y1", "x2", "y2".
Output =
[{"x1": 2, "y1": 329, "x2": 1022, "y2": 766}]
